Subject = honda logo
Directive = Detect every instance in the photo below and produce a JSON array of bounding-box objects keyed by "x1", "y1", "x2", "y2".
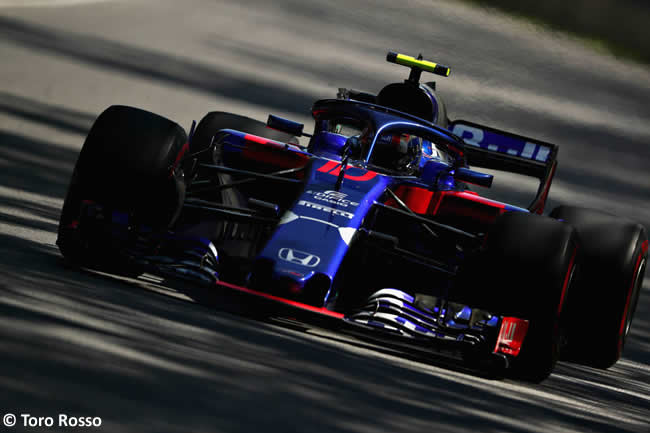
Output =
[{"x1": 278, "y1": 248, "x2": 321, "y2": 267}]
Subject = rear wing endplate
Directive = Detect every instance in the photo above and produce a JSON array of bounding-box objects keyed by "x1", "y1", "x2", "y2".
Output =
[{"x1": 449, "y1": 120, "x2": 558, "y2": 214}]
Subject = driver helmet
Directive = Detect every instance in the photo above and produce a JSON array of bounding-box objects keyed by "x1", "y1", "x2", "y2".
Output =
[{"x1": 372, "y1": 133, "x2": 423, "y2": 174}]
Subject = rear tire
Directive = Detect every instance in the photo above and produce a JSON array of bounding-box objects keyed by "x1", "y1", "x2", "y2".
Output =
[
  {"x1": 550, "y1": 206, "x2": 648, "y2": 368},
  {"x1": 58, "y1": 105, "x2": 188, "y2": 263},
  {"x1": 189, "y1": 111, "x2": 295, "y2": 206},
  {"x1": 190, "y1": 111, "x2": 296, "y2": 164},
  {"x1": 184, "y1": 112, "x2": 294, "y2": 278}
]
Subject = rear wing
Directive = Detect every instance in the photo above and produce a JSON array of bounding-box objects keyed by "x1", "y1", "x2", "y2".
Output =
[{"x1": 449, "y1": 120, "x2": 558, "y2": 214}]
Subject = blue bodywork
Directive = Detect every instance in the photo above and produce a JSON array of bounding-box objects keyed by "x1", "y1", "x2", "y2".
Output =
[
  {"x1": 206, "y1": 100, "x2": 529, "y2": 305},
  {"x1": 256, "y1": 160, "x2": 390, "y2": 303}
]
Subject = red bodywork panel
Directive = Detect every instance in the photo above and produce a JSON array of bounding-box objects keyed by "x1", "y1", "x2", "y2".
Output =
[
  {"x1": 386, "y1": 185, "x2": 508, "y2": 223},
  {"x1": 236, "y1": 133, "x2": 512, "y2": 224},
  {"x1": 241, "y1": 134, "x2": 310, "y2": 169}
]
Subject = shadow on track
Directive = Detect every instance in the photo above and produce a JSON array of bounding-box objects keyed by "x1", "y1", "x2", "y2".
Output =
[
  {"x1": 0, "y1": 129, "x2": 76, "y2": 199},
  {"x1": 0, "y1": 91, "x2": 96, "y2": 136},
  {"x1": 0, "y1": 231, "x2": 646, "y2": 433},
  {"x1": 0, "y1": 10, "x2": 648, "y2": 431}
]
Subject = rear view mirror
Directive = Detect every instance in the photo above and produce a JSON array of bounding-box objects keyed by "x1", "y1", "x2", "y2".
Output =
[
  {"x1": 454, "y1": 167, "x2": 493, "y2": 188},
  {"x1": 267, "y1": 115, "x2": 305, "y2": 137}
]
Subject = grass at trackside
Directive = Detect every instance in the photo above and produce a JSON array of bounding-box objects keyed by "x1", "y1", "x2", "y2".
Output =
[{"x1": 458, "y1": 0, "x2": 650, "y2": 66}]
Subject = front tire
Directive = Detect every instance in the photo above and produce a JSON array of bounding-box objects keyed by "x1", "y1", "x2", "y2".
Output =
[
  {"x1": 458, "y1": 212, "x2": 577, "y2": 382},
  {"x1": 58, "y1": 105, "x2": 188, "y2": 264}
]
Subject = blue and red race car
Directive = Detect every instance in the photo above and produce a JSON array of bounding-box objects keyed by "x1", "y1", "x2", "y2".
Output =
[{"x1": 57, "y1": 52, "x2": 648, "y2": 382}]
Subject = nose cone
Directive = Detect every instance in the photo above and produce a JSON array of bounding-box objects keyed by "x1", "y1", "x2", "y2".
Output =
[
  {"x1": 249, "y1": 257, "x2": 333, "y2": 306},
  {"x1": 248, "y1": 159, "x2": 391, "y2": 307}
]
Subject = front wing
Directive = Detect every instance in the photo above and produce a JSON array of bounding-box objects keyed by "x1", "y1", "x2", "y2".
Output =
[{"x1": 209, "y1": 278, "x2": 527, "y2": 373}]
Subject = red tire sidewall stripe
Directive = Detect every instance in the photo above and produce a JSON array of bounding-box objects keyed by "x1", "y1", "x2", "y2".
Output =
[
  {"x1": 551, "y1": 246, "x2": 577, "y2": 357},
  {"x1": 557, "y1": 247, "x2": 577, "y2": 316},
  {"x1": 617, "y1": 239, "x2": 648, "y2": 354},
  {"x1": 170, "y1": 141, "x2": 190, "y2": 177}
]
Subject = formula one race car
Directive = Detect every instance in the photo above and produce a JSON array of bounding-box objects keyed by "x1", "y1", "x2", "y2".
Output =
[{"x1": 57, "y1": 52, "x2": 648, "y2": 382}]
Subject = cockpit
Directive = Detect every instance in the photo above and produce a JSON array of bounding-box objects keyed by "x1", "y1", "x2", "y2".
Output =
[{"x1": 309, "y1": 100, "x2": 459, "y2": 175}]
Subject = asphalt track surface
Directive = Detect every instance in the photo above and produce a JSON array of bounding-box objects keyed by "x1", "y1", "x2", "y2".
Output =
[{"x1": 0, "y1": 0, "x2": 649, "y2": 432}]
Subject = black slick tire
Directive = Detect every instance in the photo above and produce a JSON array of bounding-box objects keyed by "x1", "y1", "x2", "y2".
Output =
[
  {"x1": 459, "y1": 212, "x2": 577, "y2": 382},
  {"x1": 57, "y1": 105, "x2": 188, "y2": 263},
  {"x1": 550, "y1": 206, "x2": 648, "y2": 368}
]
